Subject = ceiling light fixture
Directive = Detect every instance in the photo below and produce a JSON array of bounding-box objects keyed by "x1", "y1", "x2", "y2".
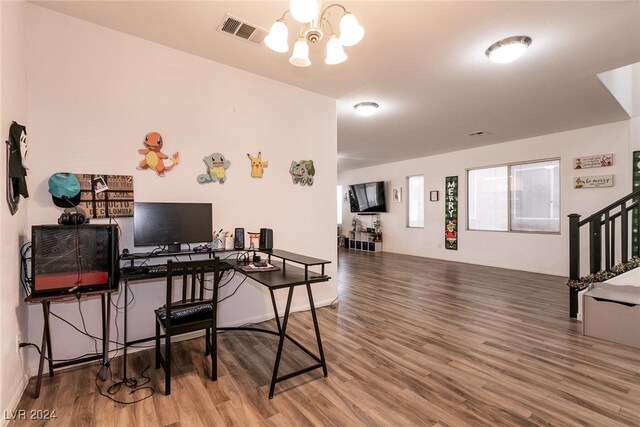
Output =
[
  {"x1": 485, "y1": 36, "x2": 532, "y2": 64},
  {"x1": 354, "y1": 102, "x2": 379, "y2": 117},
  {"x1": 264, "y1": 0, "x2": 364, "y2": 67}
]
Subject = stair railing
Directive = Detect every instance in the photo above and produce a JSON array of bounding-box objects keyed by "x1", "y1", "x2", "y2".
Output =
[{"x1": 568, "y1": 187, "x2": 640, "y2": 318}]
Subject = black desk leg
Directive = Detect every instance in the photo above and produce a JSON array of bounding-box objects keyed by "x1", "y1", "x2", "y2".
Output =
[
  {"x1": 123, "y1": 279, "x2": 129, "y2": 381},
  {"x1": 306, "y1": 283, "x2": 328, "y2": 377},
  {"x1": 34, "y1": 301, "x2": 52, "y2": 399},
  {"x1": 269, "y1": 289, "x2": 282, "y2": 333},
  {"x1": 101, "y1": 293, "x2": 110, "y2": 381},
  {"x1": 269, "y1": 286, "x2": 294, "y2": 399},
  {"x1": 44, "y1": 302, "x2": 54, "y2": 377}
]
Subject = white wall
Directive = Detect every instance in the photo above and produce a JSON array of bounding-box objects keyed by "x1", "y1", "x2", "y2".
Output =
[
  {"x1": 0, "y1": 0, "x2": 30, "y2": 419},
  {"x1": 24, "y1": 5, "x2": 337, "y2": 374},
  {"x1": 339, "y1": 120, "x2": 634, "y2": 277}
]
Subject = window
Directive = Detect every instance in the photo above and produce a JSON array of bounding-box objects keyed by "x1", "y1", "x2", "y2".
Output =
[
  {"x1": 337, "y1": 185, "x2": 343, "y2": 225},
  {"x1": 468, "y1": 159, "x2": 560, "y2": 233},
  {"x1": 468, "y1": 166, "x2": 508, "y2": 231},
  {"x1": 407, "y1": 175, "x2": 424, "y2": 228}
]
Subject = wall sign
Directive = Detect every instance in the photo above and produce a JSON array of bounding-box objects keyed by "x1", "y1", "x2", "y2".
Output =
[
  {"x1": 445, "y1": 176, "x2": 458, "y2": 250},
  {"x1": 76, "y1": 174, "x2": 133, "y2": 218},
  {"x1": 574, "y1": 175, "x2": 614, "y2": 189},
  {"x1": 573, "y1": 153, "x2": 613, "y2": 169},
  {"x1": 633, "y1": 150, "x2": 640, "y2": 257}
]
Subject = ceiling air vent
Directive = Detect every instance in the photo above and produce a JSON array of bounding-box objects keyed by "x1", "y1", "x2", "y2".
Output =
[
  {"x1": 466, "y1": 131, "x2": 491, "y2": 137},
  {"x1": 217, "y1": 13, "x2": 268, "y2": 46}
]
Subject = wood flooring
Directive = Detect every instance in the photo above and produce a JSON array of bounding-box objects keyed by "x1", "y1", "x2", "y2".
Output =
[{"x1": 11, "y1": 249, "x2": 640, "y2": 426}]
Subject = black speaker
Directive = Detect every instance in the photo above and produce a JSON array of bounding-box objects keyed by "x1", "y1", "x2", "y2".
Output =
[
  {"x1": 259, "y1": 228, "x2": 273, "y2": 250},
  {"x1": 234, "y1": 228, "x2": 245, "y2": 250}
]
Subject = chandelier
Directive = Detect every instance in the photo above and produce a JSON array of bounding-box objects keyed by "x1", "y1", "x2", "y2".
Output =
[{"x1": 264, "y1": 0, "x2": 365, "y2": 67}]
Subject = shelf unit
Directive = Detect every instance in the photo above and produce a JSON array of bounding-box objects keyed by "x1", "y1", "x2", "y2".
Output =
[{"x1": 348, "y1": 230, "x2": 382, "y2": 252}]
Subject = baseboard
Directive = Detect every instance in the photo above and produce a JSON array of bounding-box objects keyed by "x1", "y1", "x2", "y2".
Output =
[{"x1": 2, "y1": 372, "x2": 29, "y2": 427}]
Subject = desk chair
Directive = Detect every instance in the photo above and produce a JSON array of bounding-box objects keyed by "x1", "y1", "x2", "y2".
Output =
[{"x1": 154, "y1": 258, "x2": 221, "y2": 395}]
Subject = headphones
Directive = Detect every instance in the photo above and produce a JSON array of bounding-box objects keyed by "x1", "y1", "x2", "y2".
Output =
[{"x1": 58, "y1": 207, "x2": 87, "y2": 226}]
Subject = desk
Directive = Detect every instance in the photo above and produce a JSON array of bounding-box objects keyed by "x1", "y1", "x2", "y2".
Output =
[
  {"x1": 120, "y1": 248, "x2": 331, "y2": 398},
  {"x1": 24, "y1": 289, "x2": 113, "y2": 399}
]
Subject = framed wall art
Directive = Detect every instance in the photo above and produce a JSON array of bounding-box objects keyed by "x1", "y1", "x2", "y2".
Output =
[{"x1": 392, "y1": 187, "x2": 402, "y2": 203}]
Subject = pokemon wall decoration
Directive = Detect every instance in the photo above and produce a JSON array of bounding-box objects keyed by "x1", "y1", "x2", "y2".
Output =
[
  {"x1": 198, "y1": 152, "x2": 230, "y2": 184},
  {"x1": 247, "y1": 152, "x2": 269, "y2": 178},
  {"x1": 445, "y1": 176, "x2": 458, "y2": 250},
  {"x1": 137, "y1": 132, "x2": 180, "y2": 176},
  {"x1": 289, "y1": 160, "x2": 315, "y2": 186}
]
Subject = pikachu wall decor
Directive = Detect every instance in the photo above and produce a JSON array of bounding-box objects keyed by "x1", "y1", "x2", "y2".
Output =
[{"x1": 247, "y1": 152, "x2": 269, "y2": 178}]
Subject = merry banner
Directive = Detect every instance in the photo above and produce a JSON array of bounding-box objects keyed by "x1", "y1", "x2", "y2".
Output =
[
  {"x1": 445, "y1": 176, "x2": 458, "y2": 250},
  {"x1": 633, "y1": 151, "x2": 640, "y2": 257}
]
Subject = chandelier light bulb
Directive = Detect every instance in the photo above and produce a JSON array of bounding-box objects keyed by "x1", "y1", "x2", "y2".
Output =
[
  {"x1": 290, "y1": 0, "x2": 319, "y2": 24},
  {"x1": 289, "y1": 38, "x2": 311, "y2": 67},
  {"x1": 485, "y1": 36, "x2": 532, "y2": 64},
  {"x1": 325, "y1": 36, "x2": 348, "y2": 65},
  {"x1": 339, "y1": 13, "x2": 364, "y2": 47},
  {"x1": 353, "y1": 102, "x2": 379, "y2": 117},
  {"x1": 264, "y1": 20, "x2": 289, "y2": 53},
  {"x1": 266, "y1": 3, "x2": 366, "y2": 67}
]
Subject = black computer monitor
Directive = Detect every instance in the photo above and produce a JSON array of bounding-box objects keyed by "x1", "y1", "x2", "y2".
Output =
[
  {"x1": 134, "y1": 202, "x2": 213, "y2": 252},
  {"x1": 31, "y1": 224, "x2": 119, "y2": 296}
]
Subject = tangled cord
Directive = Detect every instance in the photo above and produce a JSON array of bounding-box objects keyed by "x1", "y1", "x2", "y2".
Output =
[{"x1": 95, "y1": 363, "x2": 154, "y2": 404}]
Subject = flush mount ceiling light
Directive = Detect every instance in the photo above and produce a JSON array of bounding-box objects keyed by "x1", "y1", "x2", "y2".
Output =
[
  {"x1": 485, "y1": 36, "x2": 532, "y2": 64},
  {"x1": 353, "y1": 102, "x2": 379, "y2": 117},
  {"x1": 264, "y1": 0, "x2": 365, "y2": 67}
]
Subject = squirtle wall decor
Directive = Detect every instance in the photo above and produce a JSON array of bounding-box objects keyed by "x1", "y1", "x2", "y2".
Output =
[{"x1": 198, "y1": 152, "x2": 231, "y2": 184}]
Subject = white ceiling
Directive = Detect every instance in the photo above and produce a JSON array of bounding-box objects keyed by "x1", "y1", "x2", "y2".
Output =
[{"x1": 32, "y1": 1, "x2": 640, "y2": 171}]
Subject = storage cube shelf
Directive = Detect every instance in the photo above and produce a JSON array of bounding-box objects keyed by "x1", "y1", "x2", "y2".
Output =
[{"x1": 348, "y1": 231, "x2": 382, "y2": 252}]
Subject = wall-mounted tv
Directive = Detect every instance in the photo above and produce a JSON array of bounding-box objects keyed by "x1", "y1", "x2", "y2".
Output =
[
  {"x1": 348, "y1": 181, "x2": 387, "y2": 213},
  {"x1": 134, "y1": 202, "x2": 213, "y2": 252}
]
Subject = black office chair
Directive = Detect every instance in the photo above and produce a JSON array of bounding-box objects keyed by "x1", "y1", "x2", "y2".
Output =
[{"x1": 154, "y1": 258, "x2": 221, "y2": 395}]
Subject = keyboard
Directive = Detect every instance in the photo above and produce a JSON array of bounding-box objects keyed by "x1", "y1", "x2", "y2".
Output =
[
  {"x1": 147, "y1": 264, "x2": 167, "y2": 274},
  {"x1": 156, "y1": 303, "x2": 213, "y2": 321},
  {"x1": 122, "y1": 261, "x2": 231, "y2": 277}
]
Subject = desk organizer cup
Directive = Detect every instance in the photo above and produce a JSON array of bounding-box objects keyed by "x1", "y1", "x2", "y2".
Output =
[
  {"x1": 224, "y1": 236, "x2": 234, "y2": 250},
  {"x1": 211, "y1": 238, "x2": 222, "y2": 249}
]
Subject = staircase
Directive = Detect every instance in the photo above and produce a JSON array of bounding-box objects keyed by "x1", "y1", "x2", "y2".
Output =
[{"x1": 568, "y1": 188, "x2": 640, "y2": 318}]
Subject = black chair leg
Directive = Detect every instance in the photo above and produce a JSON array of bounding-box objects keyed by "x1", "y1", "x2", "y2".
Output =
[
  {"x1": 205, "y1": 328, "x2": 210, "y2": 356},
  {"x1": 211, "y1": 327, "x2": 217, "y2": 381},
  {"x1": 155, "y1": 322, "x2": 160, "y2": 369},
  {"x1": 165, "y1": 333, "x2": 171, "y2": 395}
]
